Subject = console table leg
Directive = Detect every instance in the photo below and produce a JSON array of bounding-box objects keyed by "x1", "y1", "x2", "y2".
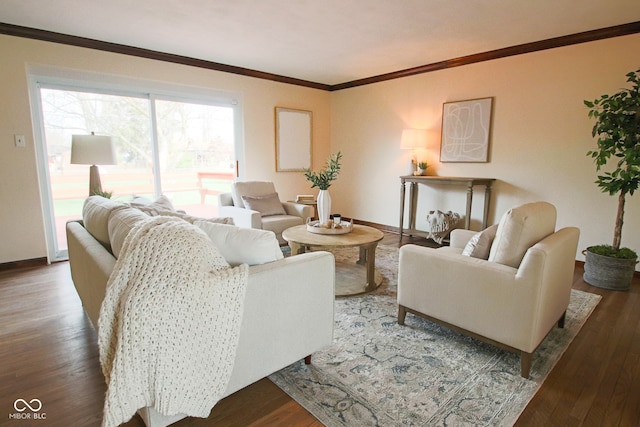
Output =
[
  {"x1": 465, "y1": 185, "x2": 473, "y2": 229},
  {"x1": 483, "y1": 184, "x2": 493, "y2": 229},
  {"x1": 399, "y1": 181, "x2": 406, "y2": 243}
]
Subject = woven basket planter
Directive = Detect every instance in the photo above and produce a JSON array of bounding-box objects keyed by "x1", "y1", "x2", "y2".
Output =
[{"x1": 583, "y1": 247, "x2": 637, "y2": 291}]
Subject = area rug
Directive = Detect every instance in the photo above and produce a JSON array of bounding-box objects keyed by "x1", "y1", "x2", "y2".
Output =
[{"x1": 270, "y1": 244, "x2": 601, "y2": 426}]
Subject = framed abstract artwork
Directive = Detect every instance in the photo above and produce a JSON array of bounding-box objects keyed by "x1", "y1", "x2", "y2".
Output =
[
  {"x1": 440, "y1": 97, "x2": 493, "y2": 162},
  {"x1": 275, "y1": 107, "x2": 312, "y2": 171}
]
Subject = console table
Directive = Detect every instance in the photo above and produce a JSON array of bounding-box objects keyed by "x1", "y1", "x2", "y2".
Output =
[{"x1": 399, "y1": 176, "x2": 496, "y2": 243}]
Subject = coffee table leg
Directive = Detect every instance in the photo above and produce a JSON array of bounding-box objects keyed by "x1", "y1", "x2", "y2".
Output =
[
  {"x1": 364, "y1": 243, "x2": 378, "y2": 292},
  {"x1": 357, "y1": 245, "x2": 367, "y2": 265},
  {"x1": 289, "y1": 242, "x2": 304, "y2": 255}
]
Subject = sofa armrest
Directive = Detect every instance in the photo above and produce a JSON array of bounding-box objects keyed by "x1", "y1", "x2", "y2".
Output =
[
  {"x1": 218, "y1": 192, "x2": 233, "y2": 207},
  {"x1": 282, "y1": 202, "x2": 313, "y2": 221},
  {"x1": 66, "y1": 220, "x2": 117, "y2": 328},
  {"x1": 449, "y1": 229, "x2": 477, "y2": 249},
  {"x1": 218, "y1": 205, "x2": 262, "y2": 229},
  {"x1": 225, "y1": 251, "x2": 335, "y2": 394}
]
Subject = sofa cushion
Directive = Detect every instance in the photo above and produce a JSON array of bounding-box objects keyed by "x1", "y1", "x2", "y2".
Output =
[
  {"x1": 488, "y1": 202, "x2": 557, "y2": 268},
  {"x1": 147, "y1": 209, "x2": 234, "y2": 225},
  {"x1": 462, "y1": 224, "x2": 498, "y2": 259},
  {"x1": 130, "y1": 195, "x2": 175, "y2": 214},
  {"x1": 82, "y1": 196, "x2": 126, "y2": 250},
  {"x1": 241, "y1": 193, "x2": 286, "y2": 216},
  {"x1": 108, "y1": 207, "x2": 150, "y2": 258},
  {"x1": 194, "y1": 221, "x2": 284, "y2": 266},
  {"x1": 231, "y1": 181, "x2": 277, "y2": 208}
]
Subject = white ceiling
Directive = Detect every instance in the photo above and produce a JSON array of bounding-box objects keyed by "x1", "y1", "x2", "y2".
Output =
[{"x1": 1, "y1": 0, "x2": 640, "y2": 85}]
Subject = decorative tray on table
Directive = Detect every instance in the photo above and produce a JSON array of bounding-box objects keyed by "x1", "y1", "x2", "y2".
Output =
[{"x1": 306, "y1": 220, "x2": 353, "y2": 235}]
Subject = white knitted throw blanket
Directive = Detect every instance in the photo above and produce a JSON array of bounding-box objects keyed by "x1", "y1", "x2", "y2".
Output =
[{"x1": 98, "y1": 216, "x2": 248, "y2": 427}]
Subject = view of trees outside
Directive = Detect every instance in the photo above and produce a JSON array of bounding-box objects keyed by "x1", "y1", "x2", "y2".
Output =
[{"x1": 40, "y1": 88, "x2": 236, "y2": 254}]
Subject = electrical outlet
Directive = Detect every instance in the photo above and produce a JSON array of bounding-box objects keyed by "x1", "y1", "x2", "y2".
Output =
[{"x1": 14, "y1": 135, "x2": 26, "y2": 148}]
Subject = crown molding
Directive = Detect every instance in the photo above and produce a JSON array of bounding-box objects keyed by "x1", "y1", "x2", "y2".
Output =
[
  {"x1": 0, "y1": 22, "x2": 331, "y2": 91},
  {"x1": 330, "y1": 21, "x2": 640, "y2": 91},
  {"x1": 2, "y1": 20, "x2": 639, "y2": 92}
]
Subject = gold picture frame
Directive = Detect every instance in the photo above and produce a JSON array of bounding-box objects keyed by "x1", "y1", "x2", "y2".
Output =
[{"x1": 275, "y1": 107, "x2": 312, "y2": 171}]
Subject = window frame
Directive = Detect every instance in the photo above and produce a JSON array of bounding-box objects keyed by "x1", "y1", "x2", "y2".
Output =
[{"x1": 28, "y1": 65, "x2": 244, "y2": 261}]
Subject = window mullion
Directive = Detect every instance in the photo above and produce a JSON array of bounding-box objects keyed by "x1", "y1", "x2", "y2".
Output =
[{"x1": 149, "y1": 95, "x2": 163, "y2": 199}]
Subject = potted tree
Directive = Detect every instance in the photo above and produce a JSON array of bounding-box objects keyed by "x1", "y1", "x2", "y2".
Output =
[{"x1": 583, "y1": 68, "x2": 639, "y2": 290}]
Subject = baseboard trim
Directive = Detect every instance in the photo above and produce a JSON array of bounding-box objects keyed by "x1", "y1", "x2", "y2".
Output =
[
  {"x1": 352, "y1": 218, "x2": 399, "y2": 234},
  {"x1": 0, "y1": 257, "x2": 48, "y2": 271}
]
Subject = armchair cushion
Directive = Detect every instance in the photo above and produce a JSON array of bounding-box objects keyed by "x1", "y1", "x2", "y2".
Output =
[
  {"x1": 488, "y1": 202, "x2": 556, "y2": 268},
  {"x1": 462, "y1": 224, "x2": 498, "y2": 259},
  {"x1": 241, "y1": 192, "x2": 287, "y2": 216},
  {"x1": 232, "y1": 181, "x2": 277, "y2": 208},
  {"x1": 195, "y1": 221, "x2": 284, "y2": 266}
]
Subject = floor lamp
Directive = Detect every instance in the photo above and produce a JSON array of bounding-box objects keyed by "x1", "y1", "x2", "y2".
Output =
[{"x1": 70, "y1": 133, "x2": 116, "y2": 197}]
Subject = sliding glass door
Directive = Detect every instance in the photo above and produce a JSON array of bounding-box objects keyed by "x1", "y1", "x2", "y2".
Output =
[{"x1": 33, "y1": 80, "x2": 240, "y2": 261}]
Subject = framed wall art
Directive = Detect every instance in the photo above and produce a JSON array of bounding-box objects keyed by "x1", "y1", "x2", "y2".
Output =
[
  {"x1": 275, "y1": 107, "x2": 312, "y2": 171},
  {"x1": 440, "y1": 97, "x2": 493, "y2": 163}
]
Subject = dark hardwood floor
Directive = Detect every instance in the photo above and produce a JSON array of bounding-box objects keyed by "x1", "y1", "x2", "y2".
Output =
[{"x1": 1, "y1": 233, "x2": 638, "y2": 426}]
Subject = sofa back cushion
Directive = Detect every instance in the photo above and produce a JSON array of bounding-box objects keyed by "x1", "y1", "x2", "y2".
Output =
[
  {"x1": 231, "y1": 181, "x2": 277, "y2": 208},
  {"x1": 194, "y1": 221, "x2": 284, "y2": 266},
  {"x1": 108, "y1": 207, "x2": 150, "y2": 258},
  {"x1": 82, "y1": 196, "x2": 126, "y2": 251},
  {"x1": 488, "y1": 202, "x2": 557, "y2": 268}
]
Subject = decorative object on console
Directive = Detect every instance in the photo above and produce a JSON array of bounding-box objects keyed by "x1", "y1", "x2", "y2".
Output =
[
  {"x1": 440, "y1": 97, "x2": 493, "y2": 163},
  {"x1": 70, "y1": 132, "x2": 117, "y2": 197},
  {"x1": 426, "y1": 210, "x2": 461, "y2": 244},
  {"x1": 417, "y1": 161, "x2": 428, "y2": 176},
  {"x1": 583, "y1": 67, "x2": 639, "y2": 291},
  {"x1": 303, "y1": 151, "x2": 342, "y2": 226},
  {"x1": 400, "y1": 128, "x2": 428, "y2": 175}
]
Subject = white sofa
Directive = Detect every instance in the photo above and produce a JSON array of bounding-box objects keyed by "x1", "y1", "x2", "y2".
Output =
[
  {"x1": 66, "y1": 196, "x2": 335, "y2": 427},
  {"x1": 398, "y1": 202, "x2": 580, "y2": 378},
  {"x1": 218, "y1": 181, "x2": 313, "y2": 245}
]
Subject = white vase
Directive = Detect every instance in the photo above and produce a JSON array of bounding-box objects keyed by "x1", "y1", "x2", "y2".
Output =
[{"x1": 317, "y1": 189, "x2": 331, "y2": 226}]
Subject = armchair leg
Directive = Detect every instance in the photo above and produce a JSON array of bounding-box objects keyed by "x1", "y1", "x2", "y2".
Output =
[
  {"x1": 398, "y1": 305, "x2": 407, "y2": 325},
  {"x1": 520, "y1": 352, "x2": 533, "y2": 379},
  {"x1": 304, "y1": 355, "x2": 312, "y2": 365},
  {"x1": 558, "y1": 311, "x2": 566, "y2": 329}
]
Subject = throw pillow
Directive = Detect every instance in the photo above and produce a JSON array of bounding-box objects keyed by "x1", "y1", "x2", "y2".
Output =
[
  {"x1": 241, "y1": 193, "x2": 286, "y2": 216},
  {"x1": 461, "y1": 224, "x2": 499, "y2": 259},
  {"x1": 82, "y1": 195, "x2": 126, "y2": 250},
  {"x1": 194, "y1": 221, "x2": 284, "y2": 266}
]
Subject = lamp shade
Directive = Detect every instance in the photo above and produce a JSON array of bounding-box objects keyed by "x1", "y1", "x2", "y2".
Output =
[
  {"x1": 400, "y1": 129, "x2": 428, "y2": 150},
  {"x1": 70, "y1": 134, "x2": 116, "y2": 166}
]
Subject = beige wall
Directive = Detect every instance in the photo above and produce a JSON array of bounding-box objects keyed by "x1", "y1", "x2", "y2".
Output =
[
  {"x1": 331, "y1": 33, "x2": 640, "y2": 268},
  {"x1": 0, "y1": 34, "x2": 331, "y2": 263},
  {"x1": 2, "y1": 32, "x2": 639, "y2": 269}
]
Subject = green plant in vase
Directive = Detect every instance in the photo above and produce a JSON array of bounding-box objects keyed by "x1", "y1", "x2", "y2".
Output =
[{"x1": 303, "y1": 152, "x2": 342, "y2": 226}]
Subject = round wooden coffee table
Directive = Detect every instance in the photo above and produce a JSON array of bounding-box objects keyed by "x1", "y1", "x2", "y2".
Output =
[{"x1": 282, "y1": 224, "x2": 384, "y2": 296}]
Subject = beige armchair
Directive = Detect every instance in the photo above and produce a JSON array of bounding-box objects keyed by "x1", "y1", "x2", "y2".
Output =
[
  {"x1": 218, "y1": 181, "x2": 313, "y2": 245},
  {"x1": 397, "y1": 202, "x2": 580, "y2": 378}
]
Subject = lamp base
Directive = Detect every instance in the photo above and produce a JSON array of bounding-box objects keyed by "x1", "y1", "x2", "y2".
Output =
[{"x1": 89, "y1": 165, "x2": 103, "y2": 196}]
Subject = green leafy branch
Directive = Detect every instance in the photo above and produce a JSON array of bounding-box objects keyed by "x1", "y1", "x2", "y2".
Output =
[{"x1": 303, "y1": 152, "x2": 343, "y2": 190}]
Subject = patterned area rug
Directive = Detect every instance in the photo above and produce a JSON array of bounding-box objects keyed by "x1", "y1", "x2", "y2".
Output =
[{"x1": 270, "y1": 244, "x2": 601, "y2": 426}]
